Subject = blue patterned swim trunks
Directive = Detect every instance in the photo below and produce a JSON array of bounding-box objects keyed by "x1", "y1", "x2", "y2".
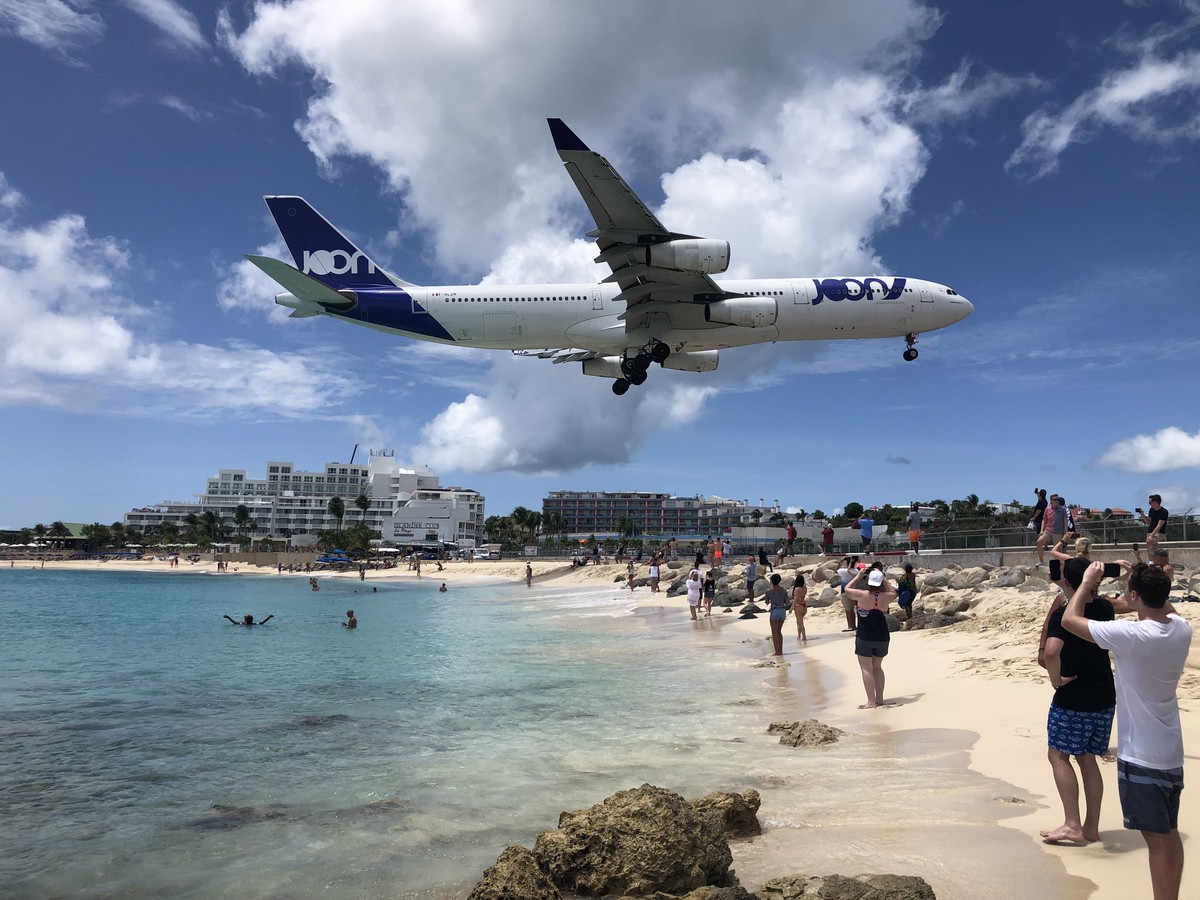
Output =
[{"x1": 1047, "y1": 704, "x2": 1115, "y2": 757}]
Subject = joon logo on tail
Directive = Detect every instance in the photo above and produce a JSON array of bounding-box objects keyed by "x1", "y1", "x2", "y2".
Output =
[
  {"x1": 302, "y1": 249, "x2": 378, "y2": 277},
  {"x1": 810, "y1": 277, "x2": 906, "y2": 306}
]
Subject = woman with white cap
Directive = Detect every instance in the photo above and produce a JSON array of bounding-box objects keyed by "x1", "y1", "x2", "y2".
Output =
[{"x1": 845, "y1": 565, "x2": 898, "y2": 709}]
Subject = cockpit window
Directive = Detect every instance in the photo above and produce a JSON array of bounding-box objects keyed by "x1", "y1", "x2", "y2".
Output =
[{"x1": 946, "y1": 289, "x2": 958, "y2": 295}]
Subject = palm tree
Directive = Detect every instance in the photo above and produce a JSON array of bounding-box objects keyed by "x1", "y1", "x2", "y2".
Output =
[
  {"x1": 200, "y1": 511, "x2": 226, "y2": 541},
  {"x1": 183, "y1": 513, "x2": 201, "y2": 541},
  {"x1": 327, "y1": 496, "x2": 346, "y2": 532},
  {"x1": 355, "y1": 492, "x2": 371, "y2": 527},
  {"x1": 234, "y1": 504, "x2": 253, "y2": 538},
  {"x1": 33, "y1": 523, "x2": 46, "y2": 543}
]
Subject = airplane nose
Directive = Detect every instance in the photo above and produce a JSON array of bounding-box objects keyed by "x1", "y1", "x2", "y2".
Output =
[{"x1": 950, "y1": 295, "x2": 973, "y2": 321}]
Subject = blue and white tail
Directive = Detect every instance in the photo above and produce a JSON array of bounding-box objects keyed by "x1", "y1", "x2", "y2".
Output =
[{"x1": 263, "y1": 196, "x2": 416, "y2": 289}]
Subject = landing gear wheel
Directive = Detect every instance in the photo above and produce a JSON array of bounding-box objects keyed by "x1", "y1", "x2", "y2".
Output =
[
  {"x1": 903, "y1": 348, "x2": 918, "y2": 362},
  {"x1": 633, "y1": 353, "x2": 652, "y2": 372},
  {"x1": 620, "y1": 358, "x2": 639, "y2": 377},
  {"x1": 612, "y1": 379, "x2": 631, "y2": 396},
  {"x1": 628, "y1": 368, "x2": 648, "y2": 386},
  {"x1": 650, "y1": 343, "x2": 671, "y2": 364}
]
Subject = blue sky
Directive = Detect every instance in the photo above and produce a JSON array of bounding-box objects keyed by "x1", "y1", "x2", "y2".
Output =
[{"x1": 2, "y1": 0, "x2": 1199, "y2": 530}]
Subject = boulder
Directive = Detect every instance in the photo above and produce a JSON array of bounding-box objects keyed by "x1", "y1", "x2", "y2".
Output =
[
  {"x1": 920, "y1": 569, "x2": 954, "y2": 588},
  {"x1": 768, "y1": 719, "x2": 844, "y2": 747},
  {"x1": 937, "y1": 599, "x2": 972, "y2": 616},
  {"x1": 647, "y1": 887, "x2": 757, "y2": 900},
  {"x1": 532, "y1": 784, "x2": 734, "y2": 896},
  {"x1": 468, "y1": 845, "x2": 561, "y2": 900},
  {"x1": 689, "y1": 789, "x2": 762, "y2": 839},
  {"x1": 758, "y1": 872, "x2": 936, "y2": 899},
  {"x1": 948, "y1": 567, "x2": 989, "y2": 589},
  {"x1": 991, "y1": 567, "x2": 1026, "y2": 588},
  {"x1": 667, "y1": 561, "x2": 686, "y2": 570},
  {"x1": 811, "y1": 587, "x2": 840, "y2": 608}
]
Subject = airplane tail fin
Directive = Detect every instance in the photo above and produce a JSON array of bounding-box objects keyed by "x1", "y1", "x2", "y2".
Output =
[{"x1": 262, "y1": 196, "x2": 416, "y2": 289}]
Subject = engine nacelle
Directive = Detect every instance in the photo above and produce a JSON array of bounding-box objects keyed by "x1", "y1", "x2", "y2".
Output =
[
  {"x1": 582, "y1": 357, "x2": 625, "y2": 379},
  {"x1": 704, "y1": 297, "x2": 777, "y2": 328},
  {"x1": 647, "y1": 239, "x2": 730, "y2": 274},
  {"x1": 661, "y1": 350, "x2": 719, "y2": 372}
]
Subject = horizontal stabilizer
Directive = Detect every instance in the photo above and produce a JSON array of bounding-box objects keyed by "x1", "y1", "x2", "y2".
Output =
[{"x1": 244, "y1": 254, "x2": 356, "y2": 309}]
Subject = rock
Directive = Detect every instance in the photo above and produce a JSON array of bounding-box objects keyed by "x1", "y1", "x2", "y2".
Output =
[
  {"x1": 811, "y1": 587, "x2": 840, "y2": 607},
  {"x1": 758, "y1": 872, "x2": 937, "y2": 899},
  {"x1": 648, "y1": 887, "x2": 757, "y2": 900},
  {"x1": 532, "y1": 784, "x2": 734, "y2": 896},
  {"x1": 948, "y1": 567, "x2": 989, "y2": 589},
  {"x1": 768, "y1": 719, "x2": 844, "y2": 747},
  {"x1": 920, "y1": 570, "x2": 954, "y2": 588},
  {"x1": 667, "y1": 561, "x2": 686, "y2": 570},
  {"x1": 689, "y1": 789, "x2": 762, "y2": 839},
  {"x1": 937, "y1": 599, "x2": 972, "y2": 616},
  {"x1": 991, "y1": 567, "x2": 1026, "y2": 588},
  {"x1": 468, "y1": 845, "x2": 561, "y2": 900},
  {"x1": 920, "y1": 583, "x2": 945, "y2": 596}
]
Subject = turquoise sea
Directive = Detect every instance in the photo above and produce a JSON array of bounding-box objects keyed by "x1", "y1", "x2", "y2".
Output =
[{"x1": 0, "y1": 569, "x2": 784, "y2": 898}]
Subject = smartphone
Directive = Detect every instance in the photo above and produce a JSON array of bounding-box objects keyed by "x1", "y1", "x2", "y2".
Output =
[
  {"x1": 1103, "y1": 562, "x2": 1122, "y2": 579},
  {"x1": 1048, "y1": 559, "x2": 1061, "y2": 582}
]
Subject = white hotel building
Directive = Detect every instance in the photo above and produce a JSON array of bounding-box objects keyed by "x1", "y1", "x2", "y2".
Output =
[{"x1": 123, "y1": 451, "x2": 485, "y2": 546}]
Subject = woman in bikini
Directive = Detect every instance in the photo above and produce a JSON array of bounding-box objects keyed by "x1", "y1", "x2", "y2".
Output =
[
  {"x1": 844, "y1": 566, "x2": 898, "y2": 708},
  {"x1": 791, "y1": 574, "x2": 808, "y2": 643}
]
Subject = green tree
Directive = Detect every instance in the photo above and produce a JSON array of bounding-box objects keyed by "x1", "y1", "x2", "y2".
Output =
[
  {"x1": 110, "y1": 521, "x2": 127, "y2": 547},
  {"x1": 33, "y1": 523, "x2": 46, "y2": 542},
  {"x1": 183, "y1": 513, "x2": 202, "y2": 541},
  {"x1": 82, "y1": 522, "x2": 112, "y2": 549},
  {"x1": 155, "y1": 521, "x2": 180, "y2": 544},
  {"x1": 327, "y1": 496, "x2": 346, "y2": 531},
  {"x1": 234, "y1": 504, "x2": 254, "y2": 538},
  {"x1": 811, "y1": 509, "x2": 826, "y2": 521},
  {"x1": 200, "y1": 511, "x2": 226, "y2": 541},
  {"x1": 355, "y1": 491, "x2": 371, "y2": 527},
  {"x1": 844, "y1": 502, "x2": 864, "y2": 519}
]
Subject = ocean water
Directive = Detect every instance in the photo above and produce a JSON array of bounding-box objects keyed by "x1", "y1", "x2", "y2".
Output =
[
  {"x1": 0, "y1": 568, "x2": 1085, "y2": 899},
  {"x1": 0, "y1": 569, "x2": 785, "y2": 898}
]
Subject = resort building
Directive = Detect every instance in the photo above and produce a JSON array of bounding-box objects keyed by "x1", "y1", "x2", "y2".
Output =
[
  {"x1": 123, "y1": 451, "x2": 485, "y2": 546},
  {"x1": 542, "y1": 491, "x2": 781, "y2": 537}
]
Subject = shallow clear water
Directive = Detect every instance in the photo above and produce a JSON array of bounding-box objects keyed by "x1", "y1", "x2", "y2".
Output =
[
  {"x1": 0, "y1": 568, "x2": 1083, "y2": 899},
  {"x1": 0, "y1": 570, "x2": 784, "y2": 898}
]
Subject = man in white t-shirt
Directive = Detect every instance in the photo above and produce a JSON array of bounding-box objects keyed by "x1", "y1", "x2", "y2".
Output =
[{"x1": 1063, "y1": 561, "x2": 1191, "y2": 900}]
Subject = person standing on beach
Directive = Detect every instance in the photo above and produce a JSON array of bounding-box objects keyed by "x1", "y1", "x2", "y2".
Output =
[
  {"x1": 685, "y1": 568, "x2": 702, "y2": 620},
  {"x1": 786, "y1": 520, "x2": 796, "y2": 556},
  {"x1": 764, "y1": 573, "x2": 790, "y2": 655},
  {"x1": 525, "y1": 562, "x2": 533, "y2": 587},
  {"x1": 1063, "y1": 562, "x2": 1191, "y2": 900},
  {"x1": 896, "y1": 563, "x2": 918, "y2": 625},
  {"x1": 702, "y1": 569, "x2": 716, "y2": 617},
  {"x1": 845, "y1": 567, "x2": 897, "y2": 709},
  {"x1": 627, "y1": 560, "x2": 636, "y2": 591},
  {"x1": 722, "y1": 538, "x2": 732, "y2": 562},
  {"x1": 745, "y1": 556, "x2": 758, "y2": 603},
  {"x1": 837, "y1": 557, "x2": 855, "y2": 632},
  {"x1": 668, "y1": 537, "x2": 678, "y2": 561},
  {"x1": 791, "y1": 574, "x2": 808, "y2": 642},
  {"x1": 1039, "y1": 558, "x2": 1114, "y2": 847},
  {"x1": 648, "y1": 558, "x2": 660, "y2": 593}
]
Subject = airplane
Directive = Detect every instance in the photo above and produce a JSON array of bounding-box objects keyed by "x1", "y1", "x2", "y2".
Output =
[{"x1": 246, "y1": 119, "x2": 973, "y2": 396}]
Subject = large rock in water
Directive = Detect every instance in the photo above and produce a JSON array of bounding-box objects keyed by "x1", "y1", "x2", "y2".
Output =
[
  {"x1": 467, "y1": 845, "x2": 561, "y2": 900},
  {"x1": 689, "y1": 789, "x2": 762, "y2": 838},
  {"x1": 532, "y1": 784, "x2": 735, "y2": 896},
  {"x1": 758, "y1": 872, "x2": 937, "y2": 898}
]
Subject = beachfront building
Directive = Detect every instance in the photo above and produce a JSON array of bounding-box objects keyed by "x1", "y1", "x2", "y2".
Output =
[
  {"x1": 542, "y1": 491, "x2": 779, "y2": 538},
  {"x1": 123, "y1": 451, "x2": 485, "y2": 546}
]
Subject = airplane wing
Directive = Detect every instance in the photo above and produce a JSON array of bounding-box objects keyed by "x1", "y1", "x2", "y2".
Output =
[
  {"x1": 511, "y1": 348, "x2": 604, "y2": 363},
  {"x1": 548, "y1": 119, "x2": 733, "y2": 326}
]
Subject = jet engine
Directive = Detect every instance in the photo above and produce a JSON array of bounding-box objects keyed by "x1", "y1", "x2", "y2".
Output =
[
  {"x1": 661, "y1": 350, "x2": 718, "y2": 372},
  {"x1": 647, "y1": 239, "x2": 730, "y2": 274},
  {"x1": 704, "y1": 297, "x2": 777, "y2": 327}
]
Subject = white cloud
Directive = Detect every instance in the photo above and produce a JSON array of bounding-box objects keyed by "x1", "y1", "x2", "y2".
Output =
[
  {"x1": 1008, "y1": 48, "x2": 1200, "y2": 178},
  {"x1": 0, "y1": 0, "x2": 103, "y2": 56},
  {"x1": 1096, "y1": 426, "x2": 1200, "y2": 473},
  {"x1": 119, "y1": 0, "x2": 205, "y2": 51},
  {"x1": 0, "y1": 177, "x2": 357, "y2": 418},
  {"x1": 220, "y1": 0, "x2": 1025, "y2": 477}
]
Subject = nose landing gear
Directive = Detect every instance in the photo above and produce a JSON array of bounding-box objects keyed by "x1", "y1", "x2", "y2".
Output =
[{"x1": 903, "y1": 332, "x2": 919, "y2": 362}]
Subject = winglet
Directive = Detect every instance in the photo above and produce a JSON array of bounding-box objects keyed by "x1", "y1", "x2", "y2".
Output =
[{"x1": 548, "y1": 118, "x2": 590, "y2": 153}]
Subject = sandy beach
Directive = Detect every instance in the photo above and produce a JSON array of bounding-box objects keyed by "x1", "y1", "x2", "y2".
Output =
[{"x1": 17, "y1": 552, "x2": 1199, "y2": 897}]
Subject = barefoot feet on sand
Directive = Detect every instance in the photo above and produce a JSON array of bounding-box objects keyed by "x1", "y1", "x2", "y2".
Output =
[{"x1": 1039, "y1": 825, "x2": 1090, "y2": 845}]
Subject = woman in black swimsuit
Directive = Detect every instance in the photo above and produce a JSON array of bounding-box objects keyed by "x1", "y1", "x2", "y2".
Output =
[{"x1": 845, "y1": 567, "x2": 898, "y2": 709}]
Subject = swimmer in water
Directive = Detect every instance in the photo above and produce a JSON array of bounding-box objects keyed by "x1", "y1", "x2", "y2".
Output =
[
  {"x1": 438, "y1": 583, "x2": 447, "y2": 592},
  {"x1": 343, "y1": 610, "x2": 357, "y2": 628},
  {"x1": 224, "y1": 614, "x2": 274, "y2": 626}
]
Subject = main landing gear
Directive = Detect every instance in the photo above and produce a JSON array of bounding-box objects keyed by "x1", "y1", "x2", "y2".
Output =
[
  {"x1": 612, "y1": 340, "x2": 671, "y2": 395},
  {"x1": 902, "y1": 332, "x2": 919, "y2": 362}
]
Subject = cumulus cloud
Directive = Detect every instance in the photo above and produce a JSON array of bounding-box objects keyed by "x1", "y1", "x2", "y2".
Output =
[
  {"x1": 220, "y1": 0, "x2": 1018, "y2": 476},
  {"x1": 0, "y1": 177, "x2": 356, "y2": 418},
  {"x1": 1007, "y1": 48, "x2": 1200, "y2": 178},
  {"x1": 1095, "y1": 426, "x2": 1200, "y2": 473},
  {"x1": 0, "y1": 0, "x2": 104, "y2": 56}
]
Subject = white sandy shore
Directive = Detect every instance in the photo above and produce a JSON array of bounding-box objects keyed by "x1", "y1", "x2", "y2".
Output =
[{"x1": 19, "y1": 554, "x2": 1199, "y2": 897}]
